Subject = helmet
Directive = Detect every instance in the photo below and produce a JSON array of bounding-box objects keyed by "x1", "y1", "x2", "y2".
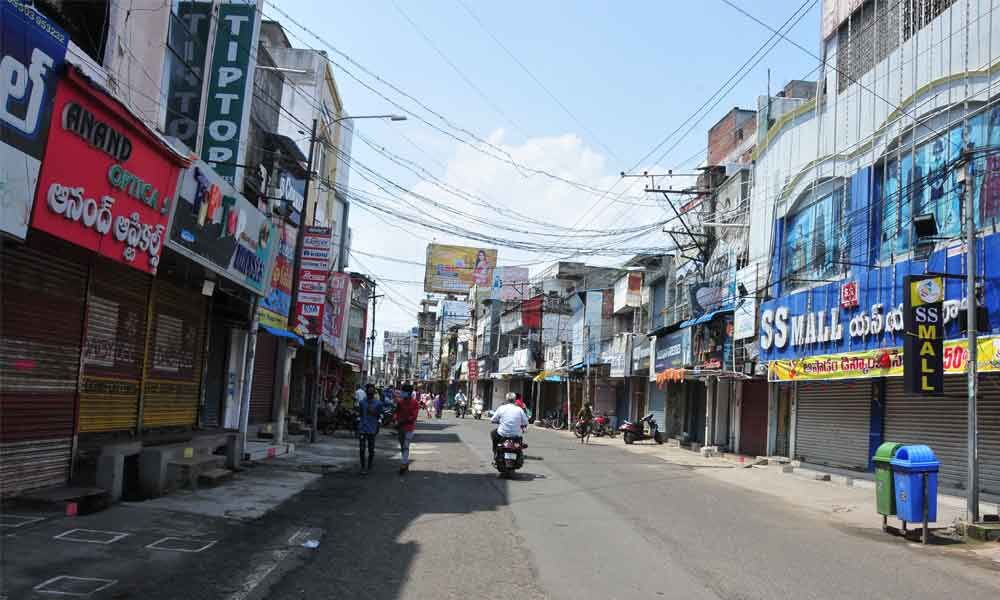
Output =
[{"x1": 505, "y1": 392, "x2": 517, "y2": 403}]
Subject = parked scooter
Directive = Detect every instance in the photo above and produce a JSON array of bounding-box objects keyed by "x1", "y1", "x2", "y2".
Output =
[{"x1": 619, "y1": 413, "x2": 664, "y2": 445}]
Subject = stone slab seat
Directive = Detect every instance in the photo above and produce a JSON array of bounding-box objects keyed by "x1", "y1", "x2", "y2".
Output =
[
  {"x1": 138, "y1": 434, "x2": 240, "y2": 498},
  {"x1": 168, "y1": 455, "x2": 225, "y2": 491}
]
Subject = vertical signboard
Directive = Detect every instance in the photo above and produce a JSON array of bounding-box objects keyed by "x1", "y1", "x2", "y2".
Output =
[
  {"x1": 903, "y1": 275, "x2": 944, "y2": 394},
  {"x1": 201, "y1": 0, "x2": 260, "y2": 189},
  {"x1": 1, "y1": 0, "x2": 67, "y2": 239},
  {"x1": 258, "y1": 221, "x2": 296, "y2": 328},
  {"x1": 163, "y1": 1, "x2": 212, "y2": 149},
  {"x1": 292, "y1": 226, "x2": 332, "y2": 337}
]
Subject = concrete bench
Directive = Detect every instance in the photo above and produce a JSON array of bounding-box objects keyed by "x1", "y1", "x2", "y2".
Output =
[
  {"x1": 168, "y1": 455, "x2": 225, "y2": 491},
  {"x1": 138, "y1": 434, "x2": 239, "y2": 498}
]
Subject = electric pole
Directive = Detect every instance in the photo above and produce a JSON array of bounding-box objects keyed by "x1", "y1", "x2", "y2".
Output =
[{"x1": 960, "y1": 153, "x2": 980, "y2": 523}]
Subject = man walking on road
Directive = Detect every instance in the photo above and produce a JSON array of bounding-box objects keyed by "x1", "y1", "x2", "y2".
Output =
[
  {"x1": 357, "y1": 384, "x2": 383, "y2": 475},
  {"x1": 395, "y1": 384, "x2": 420, "y2": 474}
]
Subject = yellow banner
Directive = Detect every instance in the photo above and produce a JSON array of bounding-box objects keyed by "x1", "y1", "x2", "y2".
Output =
[
  {"x1": 424, "y1": 243, "x2": 497, "y2": 294},
  {"x1": 768, "y1": 336, "x2": 1000, "y2": 381}
]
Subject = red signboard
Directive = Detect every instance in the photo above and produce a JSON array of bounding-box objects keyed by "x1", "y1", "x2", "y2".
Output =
[
  {"x1": 292, "y1": 226, "x2": 332, "y2": 337},
  {"x1": 522, "y1": 295, "x2": 543, "y2": 329},
  {"x1": 467, "y1": 359, "x2": 478, "y2": 381},
  {"x1": 840, "y1": 280, "x2": 859, "y2": 309},
  {"x1": 31, "y1": 69, "x2": 185, "y2": 273}
]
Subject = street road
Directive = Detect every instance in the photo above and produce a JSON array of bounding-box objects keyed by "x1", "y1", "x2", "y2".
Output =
[{"x1": 4, "y1": 417, "x2": 999, "y2": 599}]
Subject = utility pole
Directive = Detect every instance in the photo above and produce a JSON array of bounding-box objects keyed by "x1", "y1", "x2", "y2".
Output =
[
  {"x1": 960, "y1": 154, "x2": 980, "y2": 522},
  {"x1": 364, "y1": 282, "x2": 383, "y2": 385}
]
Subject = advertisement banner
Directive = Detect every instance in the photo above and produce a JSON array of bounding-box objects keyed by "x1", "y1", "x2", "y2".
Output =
[
  {"x1": 440, "y1": 300, "x2": 471, "y2": 330},
  {"x1": 293, "y1": 226, "x2": 332, "y2": 337},
  {"x1": 163, "y1": 1, "x2": 211, "y2": 148},
  {"x1": 498, "y1": 265, "x2": 530, "y2": 301},
  {"x1": 32, "y1": 69, "x2": 184, "y2": 274},
  {"x1": 654, "y1": 329, "x2": 691, "y2": 373},
  {"x1": 424, "y1": 243, "x2": 497, "y2": 294},
  {"x1": 258, "y1": 221, "x2": 296, "y2": 329},
  {"x1": 1, "y1": 0, "x2": 67, "y2": 240},
  {"x1": 201, "y1": 0, "x2": 260, "y2": 189},
  {"x1": 733, "y1": 265, "x2": 758, "y2": 340},
  {"x1": 321, "y1": 271, "x2": 351, "y2": 354},
  {"x1": 467, "y1": 359, "x2": 478, "y2": 382},
  {"x1": 169, "y1": 159, "x2": 277, "y2": 293},
  {"x1": 903, "y1": 275, "x2": 944, "y2": 394},
  {"x1": 768, "y1": 335, "x2": 1000, "y2": 382}
]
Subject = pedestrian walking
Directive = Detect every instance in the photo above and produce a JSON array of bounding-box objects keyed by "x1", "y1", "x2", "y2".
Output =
[
  {"x1": 395, "y1": 384, "x2": 420, "y2": 474},
  {"x1": 357, "y1": 383, "x2": 383, "y2": 475},
  {"x1": 434, "y1": 393, "x2": 443, "y2": 419},
  {"x1": 577, "y1": 403, "x2": 594, "y2": 444}
]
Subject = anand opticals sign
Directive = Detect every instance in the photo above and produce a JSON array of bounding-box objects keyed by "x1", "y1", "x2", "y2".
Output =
[
  {"x1": 424, "y1": 243, "x2": 497, "y2": 294},
  {"x1": 1, "y1": 0, "x2": 67, "y2": 240}
]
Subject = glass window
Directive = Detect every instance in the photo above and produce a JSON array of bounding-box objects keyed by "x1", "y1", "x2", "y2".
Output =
[{"x1": 783, "y1": 183, "x2": 845, "y2": 286}]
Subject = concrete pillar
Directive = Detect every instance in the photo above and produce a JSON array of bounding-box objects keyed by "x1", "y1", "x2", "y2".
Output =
[
  {"x1": 704, "y1": 376, "x2": 716, "y2": 446},
  {"x1": 273, "y1": 345, "x2": 295, "y2": 444},
  {"x1": 766, "y1": 382, "x2": 777, "y2": 456},
  {"x1": 733, "y1": 381, "x2": 743, "y2": 453}
]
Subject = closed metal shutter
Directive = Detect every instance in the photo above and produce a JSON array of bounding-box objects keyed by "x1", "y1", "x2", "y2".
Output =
[
  {"x1": 740, "y1": 380, "x2": 768, "y2": 457},
  {"x1": 647, "y1": 384, "x2": 666, "y2": 432},
  {"x1": 0, "y1": 237, "x2": 88, "y2": 495},
  {"x1": 884, "y1": 377, "x2": 967, "y2": 492},
  {"x1": 795, "y1": 380, "x2": 872, "y2": 470},
  {"x1": 79, "y1": 258, "x2": 151, "y2": 433},
  {"x1": 980, "y1": 375, "x2": 1000, "y2": 497},
  {"x1": 250, "y1": 332, "x2": 277, "y2": 424},
  {"x1": 142, "y1": 280, "x2": 206, "y2": 429}
]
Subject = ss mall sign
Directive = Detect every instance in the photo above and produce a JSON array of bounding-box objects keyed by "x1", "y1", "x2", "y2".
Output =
[{"x1": 903, "y1": 275, "x2": 944, "y2": 394}]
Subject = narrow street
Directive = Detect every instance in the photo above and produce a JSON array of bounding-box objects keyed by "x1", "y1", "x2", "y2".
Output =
[{"x1": 4, "y1": 417, "x2": 998, "y2": 599}]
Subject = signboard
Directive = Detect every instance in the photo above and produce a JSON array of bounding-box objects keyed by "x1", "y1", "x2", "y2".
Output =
[
  {"x1": 734, "y1": 266, "x2": 758, "y2": 340},
  {"x1": 545, "y1": 343, "x2": 567, "y2": 369},
  {"x1": 293, "y1": 226, "x2": 332, "y2": 337},
  {"x1": 440, "y1": 300, "x2": 471, "y2": 330},
  {"x1": 903, "y1": 275, "x2": 944, "y2": 394},
  {"x1": 32, "y1": 69, "x2": 183, "y2": 274},
  {"x1": 201, "y1": 0, "x2": 261, "y2": 189},
  {"x1": 604, "y1": 334, "x2": 632, "y2": 378},
  {"x1": 467, "y1": 358, "x2": 478, "y2": 381},
  {"x1": 768, "y1": 335, "x2": 1000, "y2": 381},
  {"x1": 258, "y1": 221, "x2": 296, "y2": 328},
  {"x1": 169, "y1": 159, "x2": 277, "y2": 293},
  {"x1": 1, "y1": 0, "x2": 67, "y2": 240},
  {"x1": 840, "y1": 280, "x2": 860, "y2": 309},
  {"x1": 424, "y1": 243, "x2": 497, "y2": 294},
  {"x1": 321, "y1": 271, "x2": 351, "y2": 353},
  {"x1": 163, "y1": 1, "x2": 211, "y2": 149},
  {"x1": 498, "y1": 265, "x2": 530, "y2": 301},
  {"x1": 654, "y1": 329, "x2": 691, "y2": 373}
]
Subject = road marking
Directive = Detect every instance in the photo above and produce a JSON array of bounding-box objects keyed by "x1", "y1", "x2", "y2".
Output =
[
  {"x1": 146, "y1": 536, "x2": 218, "y2": 553},
  {"x1": 0, "y1": 515, "x2": 45, "y2": 529},
  {"x1": 33, "y1": 575, "x2": 117, "y2": 596},
  {"x1": 54, "y1": 528, "x2": 130, "y2": 545}
]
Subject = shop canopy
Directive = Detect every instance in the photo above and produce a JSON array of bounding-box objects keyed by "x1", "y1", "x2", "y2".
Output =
[
  {"x1": 679, "y1": 307, "x2": 734, "y2": 328},
  {"x1": 261, "y1": 325, "x2": 304, "y2": 346}
]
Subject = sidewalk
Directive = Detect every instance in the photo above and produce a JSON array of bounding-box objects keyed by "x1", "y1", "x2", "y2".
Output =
[{"x1": 542, "y1": 426, "x2": 1000, "y2": 564}]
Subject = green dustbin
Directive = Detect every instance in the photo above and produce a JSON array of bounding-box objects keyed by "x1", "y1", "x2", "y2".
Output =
[{"x1": 874, "y1": 442, "x2": 903, "y2": 516}]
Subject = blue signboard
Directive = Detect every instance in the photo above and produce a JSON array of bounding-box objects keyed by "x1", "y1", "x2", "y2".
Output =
[
  {"x1": 654, "y1": 329, "x2": 691, "y2": 372},
  {"x1": 0, "y1": 0, "x2": 68, "y2": 239},
  {"x1": 759, "y1": 232, "x2": 1000, "y2": 362}
]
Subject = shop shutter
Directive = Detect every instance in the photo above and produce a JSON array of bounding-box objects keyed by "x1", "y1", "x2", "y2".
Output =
[
  {"x1": 142, "y1": 279, "x2": 207, "y2": 429},
  {"x1": 647, "y1": 384, "x2": 666, "y2": 432},
  {"x1": 795, "y1": 379, "x2": 872, "y2": 471},
  {"x1": 740, "y1": 380, "x2": 769, "y2": 457},
  {"x1": 79, "y1": 258, "x2": 150, "y2": 433},
  {"x1": 0, "y1": 238, "x2": 87, "y2": 494},
  {"x1": 885, "y1": 376, "x2": 985, "y2": 494},
  {"x1": 979, "y1": 375, "x2": 1000, "y2": 497},
  {"x1": 250, "y1": 333, "x2": 278, "y2": 424}
]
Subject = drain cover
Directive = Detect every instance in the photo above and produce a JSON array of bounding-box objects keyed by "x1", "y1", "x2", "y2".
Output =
[
  {"x1": 146, "y1": 536, "x2": 217, "y2": 553},
  {"x1": 34, "y1": 575, "x2": 116, "y2": 596}
]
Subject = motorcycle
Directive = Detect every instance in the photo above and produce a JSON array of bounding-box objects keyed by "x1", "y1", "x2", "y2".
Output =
[
  {"x1": 472, "y1": 404, "x2": 483, "y2": 420},
  {"x1": 619, "y1": 413, "x2": 664, "y2": 445},
  {"x1": 591, "y1": 414, "x2": 616, "y2": 437},
  {"x1": 573, "y1": 419, "x2": 591, "y2": 439},
  {"x1": 455, "y1": 402, "x2": 467, "y2": 418},
  {"x1": 494, "y1": 436, "x2": 526, "y2": 478}
]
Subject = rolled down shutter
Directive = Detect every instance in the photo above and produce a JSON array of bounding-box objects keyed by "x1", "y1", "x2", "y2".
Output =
[
  {"x1": 647, "y1": 384, "x2": 666, "y2": 432},
  {"x1": 739, "y1": 380, "x2": 769, "y2": 457},
  {"x1": 250, "y1": 333, "x2": 277, "y2": 424},
  {"x1": 0, "y1": 238, "x2": 87, "y2": 495},
  {"x1": 980, "y1": 374, "x2": 1000, "y2": 497},
  {"x1": 795, "y1": 380, "x2": 872, "y2": 471},
  {"x1": 79, "y1": 258, "x2": 150, "y2": 433},
  {"x1": 885, "y1": 376, "x2": 970, "y2": 493},
  {"x1": 142, "y1": 280, "x2": 206, "y2": 429}
]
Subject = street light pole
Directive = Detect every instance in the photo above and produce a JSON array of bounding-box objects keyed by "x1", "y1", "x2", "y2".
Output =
[{"x1": 960, "y1": 155, "x2": 980, "y2": 523}]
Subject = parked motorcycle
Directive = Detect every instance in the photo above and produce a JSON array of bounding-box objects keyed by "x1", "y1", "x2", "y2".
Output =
[
  {"x1": 619, "y1": 413, "x2": 664, "y2": 445},
  {"x1": 494, "y1": 436, "x2": 526, "y2": 478},
  {"x1": 591, "y1": 413, "x2": 615, "y2": 437}
]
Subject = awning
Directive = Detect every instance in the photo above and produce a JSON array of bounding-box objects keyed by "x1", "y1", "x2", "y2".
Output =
[
  {"x1": 260, "y1": 325, "x2": 304, "y2": 346},
  {"x1": 533, "y1": 369, "x2": 565, "y2": 382},
  {"x1": 679, "y1": 307, "x2": 734, "y2": 328},
  {"x1": 345, "y1": 361, "x2": 361, "y2": 373}
]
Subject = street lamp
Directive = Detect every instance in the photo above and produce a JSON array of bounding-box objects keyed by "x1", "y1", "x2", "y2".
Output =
[{"x1": 330, "y1": 114, "x2": 407, "y2": 125}]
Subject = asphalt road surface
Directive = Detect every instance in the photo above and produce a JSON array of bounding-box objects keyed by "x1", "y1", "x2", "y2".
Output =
[{"x1": 6, "y1": 417, "x2": 999, "y2": 599}]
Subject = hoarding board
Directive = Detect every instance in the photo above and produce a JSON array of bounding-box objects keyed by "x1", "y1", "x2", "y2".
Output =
[
  {"x1": 424, "y1": 243, "x2": 496, "y2": 294},
  {"x1": 293, "y1": 226, "x2": 332, "y2": 337},
  {"x1": 1, "y1": 0, "x2": 67, "y2": 240},
  {"x1": 258, "y1": 221, "x2": 296, "y2": 329}
]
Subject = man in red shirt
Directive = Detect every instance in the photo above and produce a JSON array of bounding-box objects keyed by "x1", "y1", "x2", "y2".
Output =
[{"x1": 395, "y1": 384, "x2": 420, "y2": 475}]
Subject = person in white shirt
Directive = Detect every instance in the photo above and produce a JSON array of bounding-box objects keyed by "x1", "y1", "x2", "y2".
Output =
[{"x1": 491, "y1": 392, "x2": 528, "y2": 451}]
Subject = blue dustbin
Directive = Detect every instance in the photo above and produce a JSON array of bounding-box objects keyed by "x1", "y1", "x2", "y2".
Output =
[{"x1": 890, "y1": 445, "x2": 940, "y2": 523}]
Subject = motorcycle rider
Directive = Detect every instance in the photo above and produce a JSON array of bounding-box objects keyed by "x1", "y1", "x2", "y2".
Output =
[
  {"x1": 577, "y1": 403, "x2": 594, "y2": 444},
  {"x1": 490, "y1": 392, "x2": 528, "y2": 461},
  {"x1": 472, "y1": 395, "x2": 484, "y2": 418},
  {"x1": 454, "y1": 389, "x2": 468, "y2": 418}
]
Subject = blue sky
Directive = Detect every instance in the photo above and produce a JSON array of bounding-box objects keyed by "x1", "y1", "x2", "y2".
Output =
[{"x1": 271, "y1": 0, "x2": 822, "y2": 336}]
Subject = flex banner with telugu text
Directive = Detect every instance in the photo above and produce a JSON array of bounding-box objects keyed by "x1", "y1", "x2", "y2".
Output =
[{"x1": 768, "y1": 336, "x2": 1000, "y2": 382}]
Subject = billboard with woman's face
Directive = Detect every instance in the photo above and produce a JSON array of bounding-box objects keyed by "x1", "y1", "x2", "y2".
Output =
[{"x1": 423, "y1": 243, "x2": 497, "y2": 294}]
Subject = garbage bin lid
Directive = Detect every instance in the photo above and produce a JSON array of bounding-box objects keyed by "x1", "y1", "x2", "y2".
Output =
[
  {"x1": 890, "y1": 444, "x2": 940, "y2": 471},
  {"x1": 873, "y1": 441, "x2": 903, "y2": 463}
]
